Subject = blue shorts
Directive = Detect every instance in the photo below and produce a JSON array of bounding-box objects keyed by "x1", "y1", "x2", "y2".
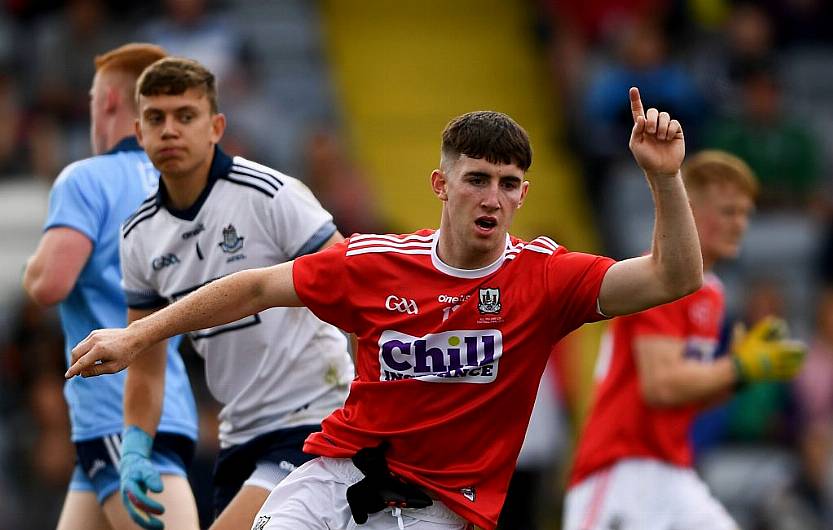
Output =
[
  {"x1": 70, "y1": 432, "x2": 195, "y2": 504},
  {"x1": 212, "y1": 425, "x2": 320, "y2": 518}
]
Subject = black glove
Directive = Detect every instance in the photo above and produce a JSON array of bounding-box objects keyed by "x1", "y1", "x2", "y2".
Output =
[{"x1": 346, "y1": 441, "x2": 433, "y2": 524}]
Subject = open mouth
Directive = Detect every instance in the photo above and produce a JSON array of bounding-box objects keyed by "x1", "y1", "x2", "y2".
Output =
[{"x1": 475, "y1": 217, "x2": 498, "y2": 231}]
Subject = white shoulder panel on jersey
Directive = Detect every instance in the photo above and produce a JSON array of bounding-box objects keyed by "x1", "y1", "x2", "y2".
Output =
[{"x1": 346, "y1": 233, "x2": 434, "y2": 257}]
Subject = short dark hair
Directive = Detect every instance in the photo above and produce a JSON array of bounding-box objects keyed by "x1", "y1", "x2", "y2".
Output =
[
  {"x1": 136, "y1": 57, "x2": 218, "y2": 113},
  {"x1": 441, "y1": 111, "x2": 532, "y2": 172}
]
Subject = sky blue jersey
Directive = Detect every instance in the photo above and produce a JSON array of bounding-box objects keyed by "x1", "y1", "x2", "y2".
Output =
[{"x1": 44, "y1": 137, "x2": 198, "y2": 442}]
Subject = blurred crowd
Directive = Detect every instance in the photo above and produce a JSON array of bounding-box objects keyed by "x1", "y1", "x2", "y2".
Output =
[{"x1": 1, "y1": 0, "x2": 833, "y2": 528}]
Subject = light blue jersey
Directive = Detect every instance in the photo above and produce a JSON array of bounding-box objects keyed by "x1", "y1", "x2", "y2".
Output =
[{"x1": 45, "y1": 137, "x2": 198, "y2": 442}]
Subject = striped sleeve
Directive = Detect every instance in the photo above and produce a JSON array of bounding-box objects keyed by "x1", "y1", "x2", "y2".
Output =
[{"x1": 292, "y1": 238, "x2": 356, "y2": 332}]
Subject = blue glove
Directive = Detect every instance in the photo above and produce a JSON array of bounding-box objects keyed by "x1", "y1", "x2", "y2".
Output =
[{"x1": 120, "y1": 425, "x2": 165, "y2": 529}]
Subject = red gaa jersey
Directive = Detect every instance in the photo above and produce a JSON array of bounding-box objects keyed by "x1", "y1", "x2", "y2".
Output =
[
  {"x1": 292, "y1": 229, "x2": 615, "y2": 530},
  {"x1": 569, "y1": 273, "x2": 725, "y2": 487}
]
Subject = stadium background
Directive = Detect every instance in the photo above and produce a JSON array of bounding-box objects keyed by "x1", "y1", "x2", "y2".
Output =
[{"x1": 0, "y1": 0, "x2": 832, "y2": 528}]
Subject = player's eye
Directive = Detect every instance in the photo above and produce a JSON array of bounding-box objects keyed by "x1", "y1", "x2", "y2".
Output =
[{"x1": 179, "y1": 113, "x2": 194, "y2": 123}]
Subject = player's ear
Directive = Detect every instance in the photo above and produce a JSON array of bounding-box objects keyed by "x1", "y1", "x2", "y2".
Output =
[
  {"x1": 517, "y1": 180, "x2": 529, "y2": 208},
  {"x1": 431, "y1": 169, "x2": 448, "y2": 201},
  {"x1": 105, "y1": 85, "x2": 120, "y2": 114},
  {"x1": 210, "y1": 112, "x2": 226, "y2": 144},
  {"x1": 134, "y1": 118, "x2": 143, "y2": 145}
]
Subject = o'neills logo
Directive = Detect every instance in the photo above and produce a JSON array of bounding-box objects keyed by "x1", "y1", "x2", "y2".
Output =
[{"x1": 378, "y1": 329, "x2": 502, "y2": 383}]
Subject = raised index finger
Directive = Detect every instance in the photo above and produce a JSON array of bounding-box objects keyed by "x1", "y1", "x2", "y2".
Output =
[{"x1": 629, "y1": 87, "x2": 644, "y2": 123}]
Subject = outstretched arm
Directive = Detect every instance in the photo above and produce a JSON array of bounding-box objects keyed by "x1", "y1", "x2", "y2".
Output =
[
  {"x1": 66, "y1": 261, "x2": 300, "y2": 378},
  {"x1": 598, "y1": 87, "x2": 702, "y2": 317}
]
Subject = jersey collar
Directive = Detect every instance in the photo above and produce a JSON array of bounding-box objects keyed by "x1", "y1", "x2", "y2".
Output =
[
  {"x1": 106, "y1": 136, "x2": 143, "y2": 154},
  {"x1": 430, "y1": 229, "x2": 510, "y2": 279},
  {"x1": 158, "y1": 145, "x2": 233, "y2": 221}
]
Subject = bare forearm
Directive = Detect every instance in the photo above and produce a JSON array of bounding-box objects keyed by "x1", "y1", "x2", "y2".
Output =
[
  {"x1": 647, "y1": 172, "x2": 702, "y2": 297},
  {"x1": 129, "y1": 267, "x2": 282, "y2": 350},
  {"x1": 123, "y1": 341, "x2": 166, "y2": 435},
  {"x1": 643, "y1": 356, "x2": 736, "y2": 407}
]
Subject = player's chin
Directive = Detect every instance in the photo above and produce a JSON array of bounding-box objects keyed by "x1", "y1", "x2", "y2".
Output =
[{"x1": 155, "y1": 159, "x2": 186, "y2": 174}]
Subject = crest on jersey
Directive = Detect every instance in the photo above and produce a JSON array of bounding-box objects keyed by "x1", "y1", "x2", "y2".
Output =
[
  {"x1": 252, "y1": 515, "x2": 271, "y2": 530},
  {"x1": 218, "y1": 224, "x2": 245, "y2": 253},
  {"x1": 478, "y1": 288, "x2": 501, "y2": 314},
  {"x1": 460, "y1": 486, "x2": 476, "y2": 502}
]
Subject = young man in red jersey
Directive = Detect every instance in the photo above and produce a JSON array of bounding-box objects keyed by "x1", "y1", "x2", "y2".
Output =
[
  {"x1": 67, "y1": 88, "x2": 702, "y2": 530},
  {"x1": 564, "y1": 151, "x2": 806, "y2": 530}
]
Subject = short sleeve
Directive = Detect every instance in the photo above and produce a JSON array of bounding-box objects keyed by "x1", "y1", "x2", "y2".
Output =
[
  {"x1": 546, "y1": 249, "x2": 616, "y2": 330},
  {"x1": 120, "y1": 230, "x2": 166, "y2": 310},
  {"x1": 292, "y1": 239, "x2": 356, "y2": 332},
  {"x1": 271, "y1": 177, "x2": 336, "y2": 258},
  {"x1": 44, "y1": 162, "x2": 105, "y2": 244}
]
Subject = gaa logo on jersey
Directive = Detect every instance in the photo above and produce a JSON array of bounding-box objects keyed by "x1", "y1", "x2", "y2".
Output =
[
  {"x1": 378, "y1": 329, "x2": 502, "y2": 383},
  {"x1": 219, "y1": 224, "x2": 245, "y2": 253},
  {"x1": 478, "y1": 287, "x2": 501, "y2": 314},
  {"x1": 152, "y1": 253, "x2": 180, "y2": 270}
]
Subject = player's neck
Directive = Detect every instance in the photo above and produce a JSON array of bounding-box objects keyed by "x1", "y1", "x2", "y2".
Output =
[
  {"x1": 103, "y1": 115, "x2": 137, "y2": 153},
  {"x1": 161, "y1": 158, "x2": 212, "y2": 211},
  {"x1": 436, "y1": 229, "x2": 505, "y2": 271}
]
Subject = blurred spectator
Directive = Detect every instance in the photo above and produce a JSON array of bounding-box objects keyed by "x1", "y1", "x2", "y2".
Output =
[
  {"x1": 0, "y1": 297, "x2": 71, "y2": 527},
  {"x1": 795, "y1": 291, "x2": 833, "y2": 521},
  {"x1": 31, "y1": 0, "x2": 126, "y2": 165},
  {"x1": 219, "y1": 53, "x2": 290, "y2": 170},
  {"x1": 304, "y1": 129, "x2": 387, "y2": 236},
  {"x1": 26, "y1": 112, "x2": 65, "y2": 181},
  {"x1": 706, "y1": 62, "x2": 824, "y2": 211},
  {"x1": 538, "y1": 0, "x2": 670, "y2": 114},
  {"x1": 137, "y1": 0, "x2": 247, "y2": 88},
  {"x1": 0, "y1": 71, "x2": 25, "y2": 177},
  {"x1": 687, "y1": 2, "x2": 777, "y2": 115},
  {"x1": 769, "y1": 0, "x2": 833, "y2": 47},
  {"x1": 582, "y1": 16, "x2": 705, "y2": 160}
]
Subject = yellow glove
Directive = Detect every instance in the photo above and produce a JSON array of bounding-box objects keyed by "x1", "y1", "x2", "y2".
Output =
[{"x1": 731, "y1": 316, "x2": 807, "y2": 383}]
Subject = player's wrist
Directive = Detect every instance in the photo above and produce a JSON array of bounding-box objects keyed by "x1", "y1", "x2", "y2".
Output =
[
  {"x1": 122, "y1": 425, "x2": 154, "y2": 458},
  {"x1": 643, "y1": 168, "x2": 682, "y2": 183},
  {"x1": 127, "y1": 319, "x2": 156, "y2": 354}
]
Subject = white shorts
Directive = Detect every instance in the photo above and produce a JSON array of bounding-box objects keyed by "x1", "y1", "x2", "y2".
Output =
[
  {"x1": 251, "y1": 456, "x2": 471, "y2": 530},
  {"x1": 563, "y1": 458, "x2": 738, "y2": 530}
]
